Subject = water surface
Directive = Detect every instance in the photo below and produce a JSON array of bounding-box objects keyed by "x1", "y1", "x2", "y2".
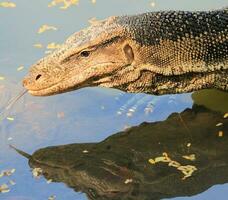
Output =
[{"x1": 0, "y1": 0, "x2": 228, "y2": 199}]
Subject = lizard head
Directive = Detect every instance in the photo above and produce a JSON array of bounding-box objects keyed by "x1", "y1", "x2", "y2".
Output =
[{"x1": 23, "y1": 17, "x2": 141, "y2": 96}]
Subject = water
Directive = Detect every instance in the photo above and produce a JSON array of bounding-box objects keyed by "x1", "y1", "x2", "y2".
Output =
[{"x1": 0, "y1": 0, "x2": 227, "y2": 199}]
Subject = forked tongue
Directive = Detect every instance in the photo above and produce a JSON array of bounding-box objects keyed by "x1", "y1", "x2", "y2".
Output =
[{"x1": 0, "y1": 88, "x2": 28, "y2": 121}]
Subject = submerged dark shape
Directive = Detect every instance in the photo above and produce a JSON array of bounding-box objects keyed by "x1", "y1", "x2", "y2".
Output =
[
  {"x1": 24, "y1": 104, "x2": 227, "y2": 200},
  {"x1": 9, "y1": 145, "x2": 31, "y2": 159}
]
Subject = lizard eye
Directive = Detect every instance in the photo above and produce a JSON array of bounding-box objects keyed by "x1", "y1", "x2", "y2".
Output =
[{"x1": 80, "y1": 51, "x2": 90, "y2": 57}]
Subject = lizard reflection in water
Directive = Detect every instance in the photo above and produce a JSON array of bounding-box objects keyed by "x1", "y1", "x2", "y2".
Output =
[{"x1": 14, "y1": 90, "x2": 228, "y2": 200}]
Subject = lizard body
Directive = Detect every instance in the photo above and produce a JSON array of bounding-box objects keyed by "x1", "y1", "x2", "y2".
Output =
[{"x1": 23, "y1": 8, "x2": 228, "y2": 96}]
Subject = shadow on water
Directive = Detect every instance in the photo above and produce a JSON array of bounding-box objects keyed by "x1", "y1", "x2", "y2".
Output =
[{"x1": 14, "y1": 89, "x2": 228, "y2": 200}]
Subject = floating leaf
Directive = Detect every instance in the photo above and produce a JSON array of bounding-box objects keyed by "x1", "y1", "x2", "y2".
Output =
[
  {"x1": 34, "y1": 43, "x2": 43, "y2": 48},
  {"x1": 218, "y1": 131, "x2": 224, "y2": 137},
  {"x1": 187, "y1": 143, "x2": 191, "y2": 147},
  {"x1": 38, "y1": 25, "x2": 57, "y2": 34},
  {"x1": 0, "y1": 169, "x2": 16, "y2": 178},
  {"x1": 7, "y1": 117, "x2": 14, "y2": 121},
  {"x1": 0, "y1": 1, "x2": 16, "y2": 8},
  {"x1": 182, "y1": 154, "x2": 196, "y2": 161},
  {"x1": 177, "y1": 165, "x2": 197, "y2": 180},
  {"x1": 9, "y1": 180, "x2": 16, "y2": 185},
  {"x1": 154, "y1": 156, "x2": 170, "y2": 163},
  {"x1": 47, "y1": 42, "x2": 62, "y2": 49},
  {"x1": 148, "y1": 158, "x2": 156, "y2": 164},
  {"x1": 216, "y1": 122, "x2": 223, "y2": 127},
  {"x1": 0, "y1": 184, "x2": 10, "y2": 193},
  {"x1": 48, "y1": 0, "x2": 79, "y2": 9},
  {"x1": 168, "y1": 160, "x2": 181, "y2": 167},
  {"x1": 149, "y1": 153, "x2": 197, "y2": 180},
  {"x1": 224, "y1": 113, "x2": 228, "y2": 119},
  {"x1": 124, "y1": 179, "x2": 133, "y2": 184},
  {"x1": 17, "y1": 66, "x2": 24, "y2": 71}
]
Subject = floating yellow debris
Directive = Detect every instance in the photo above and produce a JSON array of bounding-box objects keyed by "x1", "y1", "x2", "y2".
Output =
[
  {"x1": 124, "y1": 178, "x2": 133, "y2": 184},
  {"x1": 6, "y1": 117, "x2": 14, "y2": 121},
  {"x1": 0, "y1": 76, "x2": 5, "y2": 80},
  {"x1": 182, "y1": 154, "x2": 196, "y2": 161},
  {"x1": 149, "y1": 152, "x2": 170, "y2": 164},
  {"x1": 187, "y1": 143, "x2": 191, "y2": 147},
  {"x1": 9, "y1": 180, "x2": 16, "y2": 186},
  {"x1": 218, "y1": 131, "x2": 224, "y2": 137},
  {"x1": 0, "y1": 169, "x2": 16, "y2": 178},
  {"x1": 82, "y1": 150, "x2": 89, "y2": 153},
  {"x1": 0, "y1": 184, "x2": 10, "y2": 193},
  {"x1": 216, "y1": 122, "x2": 223, "y2": 127},
  {"x1": 34, "y1": 43, "x2": 43, "y2": 48},
  {"x1": 224, "y1": 113, "x2": 228, "y2": 119},
  {"x1": 32, "y1": 168, "x2": 43, "y2": 178},
  {"x1": 0, "y1": 169, "x2": 16, "y2": 193},
  {"x1": 17, "y1": 65, "x2": 24, "y2": 71},
  {"x1": 91, "y1": 0, "x2": 96, "y2": 4},
  {"x1": 148, "y1": 152, "x2": 197, "y2": 180},
  {"x1": 154, "y1": 155, "x2": 170, "y2": 163},
  {"x1": 48, "y1": 195, "x2": 56, "y2": 200},
  {"x1": 168, "y1": 160, "x2": 181, "y2": 168},
  {"x1": 47, "y1": 42, "x2": 62, "y2": 49},
  {"x1": 0, "y1": 1, "x2": 16, "y2": 8},
  {"x1": 38, "y1": 25, "x2": 57, "y2": 34},
  {"x1": 177, "y1": 165, "x2": 197, "y2": 180},
  {"x1": 148, "y1": 158, "x2": 156, "y2": 164},
  {"x1": 48, "y1": 0, "x2": 79, "y2": 9}
]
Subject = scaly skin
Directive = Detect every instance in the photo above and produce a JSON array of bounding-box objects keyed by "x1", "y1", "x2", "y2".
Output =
[{"x1": 23, "y1": 8, "x2": 228, "y2": 96}]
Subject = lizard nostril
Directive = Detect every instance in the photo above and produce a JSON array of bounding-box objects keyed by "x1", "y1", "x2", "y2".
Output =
[
  {"x1": 35, "y1": 74, "x2": 42, "y2": 81},
  {"x1": 23, "y1": 79, "x2": 28, "y2": 87}
]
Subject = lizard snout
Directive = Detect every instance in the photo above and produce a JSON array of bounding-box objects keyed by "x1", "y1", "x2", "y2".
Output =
[{"x1": 22, "y1": 72, "x2": 43, "y2": 89}]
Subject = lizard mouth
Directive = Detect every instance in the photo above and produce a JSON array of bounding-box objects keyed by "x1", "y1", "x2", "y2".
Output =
[
  {"x1": 27, "y1": 62, "x2": 130, "y2": 96},
  {"x1": 28, "y1": 83, "x2": 66, "y2": 96},
  {"x1": 27, "y1": 78, "x2": 65, "y2": 96},
  {"x1": 27, "y1": 77, "x2": 90, "y2": 96}
]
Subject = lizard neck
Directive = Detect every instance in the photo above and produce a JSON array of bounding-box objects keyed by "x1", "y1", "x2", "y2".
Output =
[
  {"x1": 112, "y1": 8, "x2": 228, "y2": 94},
  {"x1": 116, "y1": 9, "x2": 227, "y2": 75},
  {"x1": 118, "y1": 70, "x2": 227, "y2": 95}
]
